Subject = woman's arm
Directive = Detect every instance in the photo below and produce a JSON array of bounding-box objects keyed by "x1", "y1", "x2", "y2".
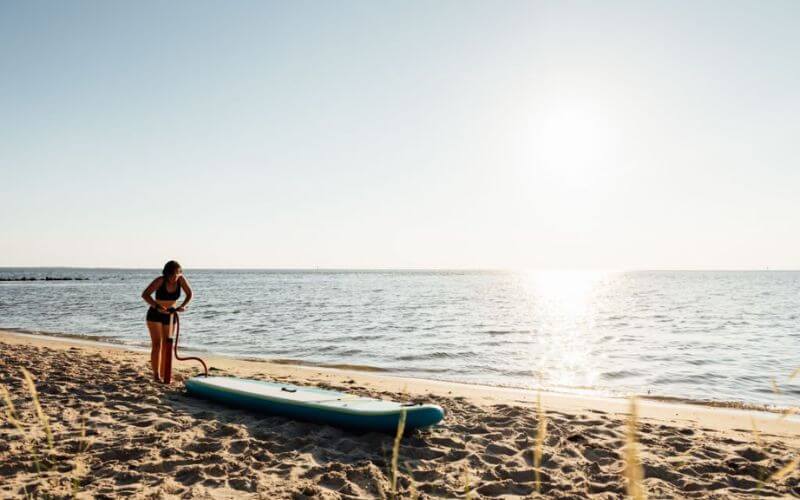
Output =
[
  {"x1": 142, "y1": 277, "x2": 164, "y2": 310},
  {"x1": 177, "y1": 276, "x2": 193, "y2": 312}
]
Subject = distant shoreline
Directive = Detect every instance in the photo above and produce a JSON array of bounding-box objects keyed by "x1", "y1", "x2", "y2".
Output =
[{"x1": 0, "y1": 277, "x2": 89, "y2": 281}]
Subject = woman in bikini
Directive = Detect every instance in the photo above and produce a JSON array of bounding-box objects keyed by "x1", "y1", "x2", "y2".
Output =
[{"x1": 142, "y1": 260, "x2": 193, "y2": 381}]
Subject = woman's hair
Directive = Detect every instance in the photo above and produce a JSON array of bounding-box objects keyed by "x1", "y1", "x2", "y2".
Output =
[{"x1": 162, "y1": 260, "x2": 182, "y2": 278}]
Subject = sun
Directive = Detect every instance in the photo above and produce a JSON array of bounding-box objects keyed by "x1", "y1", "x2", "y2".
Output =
[
  {"x1": 506, "y1": 99, "x2": 623, "y2": 226},
  {"x1": 531, "y1": 103, "x2": 619, "y2": 187}
]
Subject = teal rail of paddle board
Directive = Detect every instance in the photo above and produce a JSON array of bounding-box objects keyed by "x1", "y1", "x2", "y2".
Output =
[{"x1": 185, "y1": 376, "x2": 444, "y2": 433}]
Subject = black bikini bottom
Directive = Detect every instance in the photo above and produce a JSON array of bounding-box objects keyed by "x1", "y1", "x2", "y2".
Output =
[{"x1": 146, "y1": 307, "x2": 173, "y2": 325}]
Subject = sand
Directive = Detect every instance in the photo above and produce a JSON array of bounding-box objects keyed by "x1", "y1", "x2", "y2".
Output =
[{"x1": 1, "y1": 330, "x2": 799, "y2": 499}]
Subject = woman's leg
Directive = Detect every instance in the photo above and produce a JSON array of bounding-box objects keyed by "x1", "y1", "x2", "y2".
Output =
[{"x1": 146, "y1": 321, "x2": 162, "y2": 380}]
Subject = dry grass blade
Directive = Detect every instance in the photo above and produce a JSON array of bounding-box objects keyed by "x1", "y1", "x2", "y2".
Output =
[
  {"x1": 790, "y1": 367, "x2": 800, "y2": 380},
  {"x1": 623, "y1": 396, "x2": 647, "y2": 500},
  {"x1": 21, "y1": 368, "x2": 54, "y2": 450},
  {"x1": 463, "y1": 463, "x2": 473, "y2": 499},
  {"x1": 750, "y1": 416, "x2": 762, "y2": 448},
  {"x1": 1, "y1": 384, "x2": 18, "y2": 420},
  {"x1": 770, "y1": 456, "x2": 800, "y2": 482},
  {"x1": 80, "y1": 413, "x2": 90, "y2": 452},
  {"x1": 534, "y1": 392, "x2": 548, "y2": 493},
  {"x1": 390, "y1": 410, "x2": 407, "y2": 498},
  {"x1": 3, "y1": 381, "x2": 44, "y2": 476},
  {"x1": 771, "y1": 378, "x2": 782, "y2": 395},
  {"x1": 666, "y1": 421, "x2": 698, "y2": 468},
  {"x1": 0, "y1": 384, "x2": 25, "y2": 434}
]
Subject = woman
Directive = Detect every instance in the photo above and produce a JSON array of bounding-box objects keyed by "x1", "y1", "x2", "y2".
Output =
[{"x1": 142, "y1": 260, "x2": 193, "y2": 381}]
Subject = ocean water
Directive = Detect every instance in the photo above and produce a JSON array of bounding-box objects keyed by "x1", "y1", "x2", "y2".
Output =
[{"x1": 1, "y1": 268, "x2": 798, "y2": 408}]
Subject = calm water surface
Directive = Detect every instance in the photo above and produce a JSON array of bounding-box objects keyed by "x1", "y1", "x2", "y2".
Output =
[{"x1": 1, "y1": 268, "x2": 798, "y2": 407}]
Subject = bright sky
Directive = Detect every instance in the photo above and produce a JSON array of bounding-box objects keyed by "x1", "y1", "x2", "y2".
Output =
[{"x1": 2, "y1": 1, "x2": 799, "y2": 269}]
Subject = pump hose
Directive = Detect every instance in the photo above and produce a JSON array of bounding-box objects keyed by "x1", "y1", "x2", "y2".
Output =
[{"x1": 170, "y1": 311, "x2": 209, "y2": 377}]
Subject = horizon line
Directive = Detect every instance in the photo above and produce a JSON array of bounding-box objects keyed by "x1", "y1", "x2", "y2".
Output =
[{"x1": 0, "y1": 266, "x2": 795, "y2": 272}]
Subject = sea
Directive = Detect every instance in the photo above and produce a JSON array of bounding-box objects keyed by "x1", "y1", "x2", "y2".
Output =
[{"x1": 1, "y1": 268, "x2": 798, "y2": 409}]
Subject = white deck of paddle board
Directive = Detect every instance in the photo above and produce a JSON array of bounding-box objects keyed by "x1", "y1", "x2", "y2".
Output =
[{"x1": 191, "y1": 377, "x2": 419, "y2": 413}]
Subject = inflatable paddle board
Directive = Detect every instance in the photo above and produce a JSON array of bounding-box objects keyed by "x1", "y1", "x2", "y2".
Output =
[{"x1": 185, "y1": 376, "x2": 445, "y2": 433}]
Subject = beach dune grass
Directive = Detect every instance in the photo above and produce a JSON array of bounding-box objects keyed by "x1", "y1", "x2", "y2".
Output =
[
  {"x1": 0, "y1": 384, "x2": 23, "y2": 433},
  {"x1": 390, "y1": 409, "x2": 407, "y2": 497},
  {"x1": 21, "y1": 368, "x2": 54, "y2": 451},
  {"x1": 2, "y1": 367, "x2": 105, "y2": 498},
  {"x1": 624, "y1": 396, "x2": 647, "y2": 500},
  {"x1": 534, "y1": 392, "x2": 547, "y2": 493},
  {"x1": 770, "y1": 456, "x2": 800, "y2": 483},
  {"x1": 2, "y1": 370, "x2": 58, "y2": 495},
  {"x1": 462, "y1": 463, "x2": 474, "y2": 498}
]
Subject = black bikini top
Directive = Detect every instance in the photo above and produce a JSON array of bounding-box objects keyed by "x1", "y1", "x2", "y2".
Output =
[{"x1": 155, "y1": 278, "x2": 181, "y2": 301}]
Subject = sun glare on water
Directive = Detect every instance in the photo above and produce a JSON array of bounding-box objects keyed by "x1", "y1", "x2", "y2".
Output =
[
  {"x1": 521, "y1": 270, "x2": 611, "y2": 390},
  {"x1": 527, "y1": 269, "x2": 605, "y2": 303}
]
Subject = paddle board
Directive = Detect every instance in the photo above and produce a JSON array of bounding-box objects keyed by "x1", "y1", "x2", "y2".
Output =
[{"x1": 185, "y1": 376, "x2": 445, "y2": 433}]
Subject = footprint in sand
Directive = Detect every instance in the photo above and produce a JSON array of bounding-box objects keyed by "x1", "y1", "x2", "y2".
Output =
[{"x1": 186, "y1": 439, "x2": 223, "y2": 454}]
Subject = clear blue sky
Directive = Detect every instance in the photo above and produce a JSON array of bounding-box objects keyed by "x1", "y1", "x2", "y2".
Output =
[{"x1": 2, "y1": 1, "x2": 799, "y2": 269}]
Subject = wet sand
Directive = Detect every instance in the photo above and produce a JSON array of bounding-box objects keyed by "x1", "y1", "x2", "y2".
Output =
[{"x1": 1, "y1": 330, "x2": 799, "y2": 498}]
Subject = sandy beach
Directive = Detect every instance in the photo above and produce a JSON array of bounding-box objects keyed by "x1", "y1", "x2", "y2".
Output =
[
  {"x1": 1, "y1": 330, "x2": 799, "y2": 499},
  {"x1": 7, "y1": 0, "x2": 800, "y2": 496}
]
